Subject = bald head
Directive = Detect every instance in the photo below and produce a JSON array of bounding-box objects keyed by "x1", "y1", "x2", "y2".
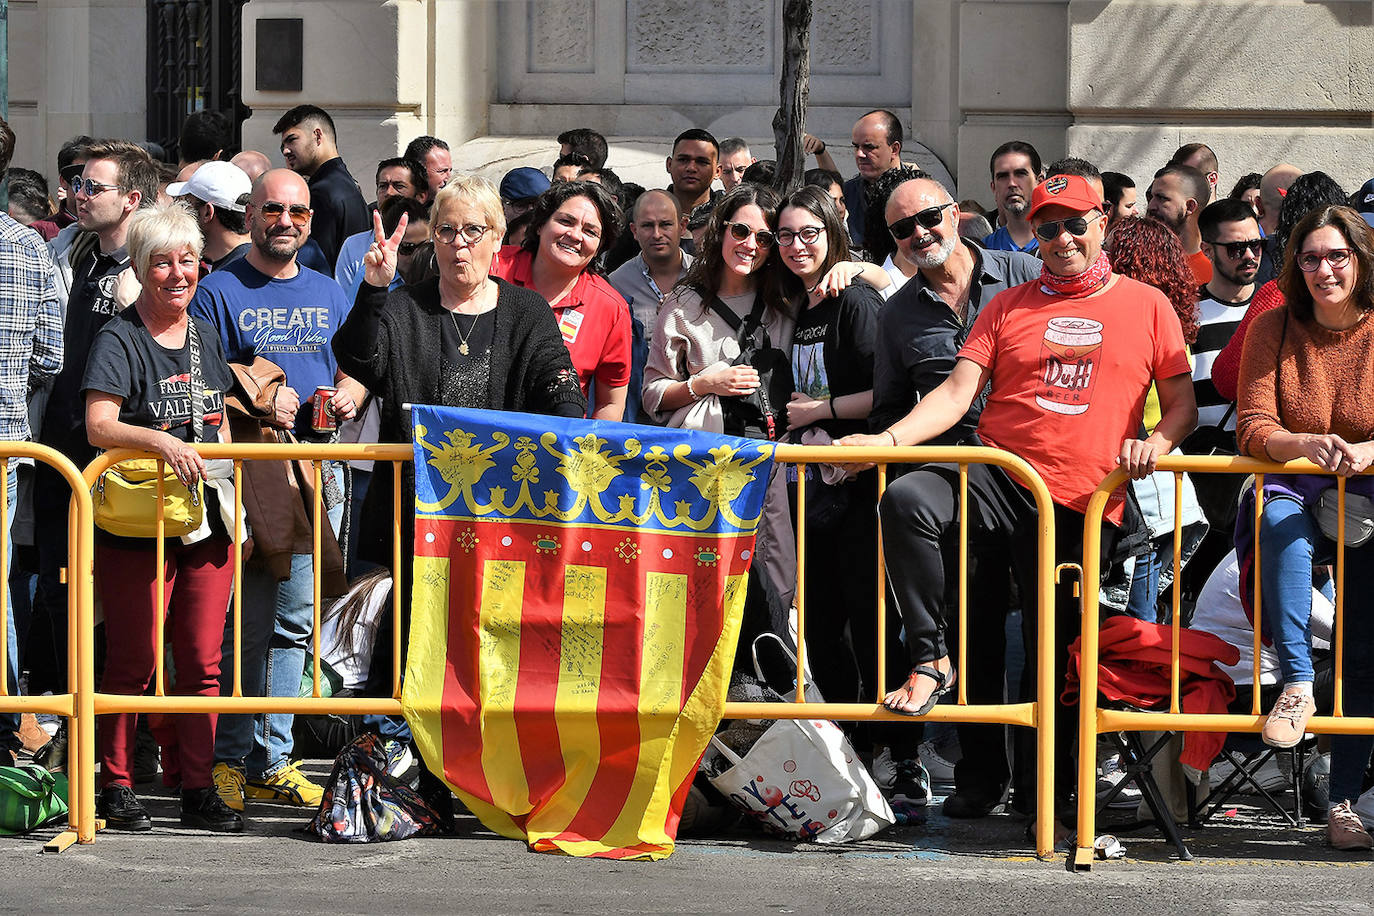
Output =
[
  {"x1": 632, "y1": 188, "x2": 681, "y2": 222},
  {"x1": 231, "y1": 150, "x2": 272, "y2": 183},
  {"x1": 1257, "y1": 163, "x2": 1302, "y2": 234},
  {"x1": 885, "y1": 178, "x2": 953, "y2": 224},
  {"x1": 885, "y1": 178, "x2": 960, "y2": 271},
  {"x1": 252, "y1": 168, "x2": 311, "y2": 207}
]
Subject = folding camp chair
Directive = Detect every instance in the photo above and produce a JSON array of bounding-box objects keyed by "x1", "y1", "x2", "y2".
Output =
[
  {"x1": 1189, "y1": 734, "x2": 1316, "y2": 828},
  {"x1": 1094, "y1": 724, "x2": 1193, "y2": 861}
]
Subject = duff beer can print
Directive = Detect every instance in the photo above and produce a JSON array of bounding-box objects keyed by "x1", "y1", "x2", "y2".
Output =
[{"x1": 1035, "y1": 317, "x2": 1102, "y2": 415}]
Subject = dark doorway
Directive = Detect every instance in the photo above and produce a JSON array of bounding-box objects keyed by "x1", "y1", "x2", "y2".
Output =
[{"x1": 145, "y1": 0, "x2": 250, "y2": 160}]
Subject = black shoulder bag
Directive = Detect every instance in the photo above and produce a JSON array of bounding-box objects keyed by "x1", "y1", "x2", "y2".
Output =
[{"x1": 704, "y1": 292, "x2": 794, "y2": 440}]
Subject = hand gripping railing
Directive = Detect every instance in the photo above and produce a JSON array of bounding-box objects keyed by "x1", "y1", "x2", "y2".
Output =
[
  {"x1": 0, "y1": 444, "x2": 93, "y2": 853},
  {"x1": 1074, "y1": 455, "x2": 1374, "y2": 870},
  {"x1": 723, "y1": 445, "x2": 1060, "y2": 858},
  {"x1": 79, "y1": 442, "x2": 414, "y2": 845}
]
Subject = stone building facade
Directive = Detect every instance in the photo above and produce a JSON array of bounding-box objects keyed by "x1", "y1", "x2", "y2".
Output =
[{"x1": 9, "y1": 1, "x2": 1373, "y2": 204}]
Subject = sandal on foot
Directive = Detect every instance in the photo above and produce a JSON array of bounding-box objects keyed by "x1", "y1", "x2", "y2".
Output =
[{"x1": 885, "y1": 665, "x2": 956, "y2": 717}]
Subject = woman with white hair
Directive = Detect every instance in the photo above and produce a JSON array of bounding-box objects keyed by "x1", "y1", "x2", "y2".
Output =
[{"x1": 82, "y1": 201, "x2": 242, "y2": 833}]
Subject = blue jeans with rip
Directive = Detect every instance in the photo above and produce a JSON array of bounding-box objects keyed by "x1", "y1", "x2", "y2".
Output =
[
  {"x1": 215, "y1": 467, "x2": 344, "y2": 778},
  {"x1": 1257, "y1": 494, "x2": 1374, "y2": 804}
]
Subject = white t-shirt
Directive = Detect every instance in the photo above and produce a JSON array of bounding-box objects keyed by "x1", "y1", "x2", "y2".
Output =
[
  {"x1": 320, "y1": 572, "x2": 393, "y2": 691},
  {"x1": 1190, "y1": 551, "x2": 1332, "y2": 686},
  {"x1": 879, "y1": 254, "x2": 913, "y2": 301}
]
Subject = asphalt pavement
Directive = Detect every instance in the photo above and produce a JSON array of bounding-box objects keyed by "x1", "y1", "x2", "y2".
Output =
[{"x1": 5, "y1": 764, "x2": 1371, "y2": 915}]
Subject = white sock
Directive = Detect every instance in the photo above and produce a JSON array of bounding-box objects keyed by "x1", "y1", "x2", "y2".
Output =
[{"x1": 1284, "y1": 681, "x2": 1314, "y2": 698}]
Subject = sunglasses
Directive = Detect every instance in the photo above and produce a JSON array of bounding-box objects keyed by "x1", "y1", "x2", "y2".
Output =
[
  {"x1": 1033, "y1": 213, "x2": 1102, "y2": 242},
  {"x1": 1206, "y1": 238, "x2": 1263, "y2": 259},
  {"x1": 724, "y1": 221, "x2": 775, "y2": 248},
  {"x1": 72, "y1": 177, "x2": 120, "y2": 197},
  {"x1": 887, "y1": 203, "x2": 954, "y2": 240},
  {"x1": 257, "y1": 201, "x2": 313, "y2": 226},
  {"x1": 434, "y1": 223, "x2": 493, "y2": 246},
  {"x1": 1297, "y1": 248, "x2": 1353, "y2": 272},
  {"x1": 397, "y1": 240, "x2": 424, "y2": 256},
  {"x1": 775, "y1": 226, "x2": 826, "y2": 247}
]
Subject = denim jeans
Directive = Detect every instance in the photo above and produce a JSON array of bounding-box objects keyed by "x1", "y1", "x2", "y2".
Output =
[
  {"x1": 1257, "y1": 494, "x2": 1374, "y2": 804},
  {"x1": 1, "y1": 464, "x2": 20, "y2": 750},
  {"x1": 215, "y1": 463, "x2": 345, "y2": 778},
  {"x1": 1124, "y1": 546, "x2": 1164, "y2": 622}
]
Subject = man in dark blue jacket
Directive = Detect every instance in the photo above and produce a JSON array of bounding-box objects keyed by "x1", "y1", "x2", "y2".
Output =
[{"x1": 273, "y1": 105, "x2": 368, "y2": 270}]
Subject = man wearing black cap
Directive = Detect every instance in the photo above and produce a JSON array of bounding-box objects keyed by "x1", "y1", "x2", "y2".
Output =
[
  {"x1": 1356, "y1": 178, "x2": 1374, "y2": 228},
  {"x1": 838, "y1": 173, "x2": 1197, "y2": 834}
]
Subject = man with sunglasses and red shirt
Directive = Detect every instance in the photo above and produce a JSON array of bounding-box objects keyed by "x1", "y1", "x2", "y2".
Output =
[
  {"x1": 842, "y1": 173, "x2": 1196, "y2": 837},
  {"x1": 868, "y1": 173, "x2": 1040, "y2": 817}
]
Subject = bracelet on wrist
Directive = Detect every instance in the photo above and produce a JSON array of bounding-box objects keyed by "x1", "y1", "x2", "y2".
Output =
[
  {"x1": 828, "y1": 398, "x2": 839, "y2": 420},
  {"x1": 686, "y1": 375, "x2": 700, "y2": 400},
  {"x1": 884, "y1": 429, "x2": 898, "y2": 447},
  {"x1": 816, "y1": 141, "x2": 826, "y2": 154}
]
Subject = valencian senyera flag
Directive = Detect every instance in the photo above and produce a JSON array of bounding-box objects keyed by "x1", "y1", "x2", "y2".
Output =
[{"x1": 401, "y1": 406, "x2": 775, "y2": 859}]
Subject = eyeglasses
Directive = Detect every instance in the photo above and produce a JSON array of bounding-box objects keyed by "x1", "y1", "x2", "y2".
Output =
[
  {"x1": 257, "y1": 202, "x2": 313, "y2": 226},
  {"x1": 72, "y1": 177, "x2": 120, "y2": 197},
  {"x1": 434, "y1": 223, "x2": 493, "y2": 246},
  {"x1": 1033, "y1": 213, "x2": 1103, "y2": 242},
  {"x1": 775, "y1": 226, "x2": 826, "y2": 247},
  {"x1": 1206, "y1": 238, "x2": 1264, "y2": 259},
  {"x1": 1297, "y1": 248, "x2": 1353, "y2": 272},
  {"x1": 397, "y1": 240, "x2": 425, "y2": 256},
  {"x1": 723, "y1": 222, "x2": 775, "y2": 248},
  {"x1": 887, "y1": 203, "x2": 954, "y2": 240}
]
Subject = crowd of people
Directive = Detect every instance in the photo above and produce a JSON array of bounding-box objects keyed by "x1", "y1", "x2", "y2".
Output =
[{"x1": 3, "y1": 102, "x2": 1374, "y2": 851}]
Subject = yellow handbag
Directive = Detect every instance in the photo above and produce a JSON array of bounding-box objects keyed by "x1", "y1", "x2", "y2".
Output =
[{"x1": 90, "y1": 318, "x2": 208, "y2": 539}]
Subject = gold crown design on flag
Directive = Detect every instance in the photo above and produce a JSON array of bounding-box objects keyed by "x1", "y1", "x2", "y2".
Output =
[{"x1": 415, "y1": 423, "x2": 772, "y2": 531}]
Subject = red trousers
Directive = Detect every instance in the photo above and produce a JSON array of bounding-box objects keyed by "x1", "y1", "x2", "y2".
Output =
[{"x1": 97, "y1": 535, "x2": 233, "y2": 791}]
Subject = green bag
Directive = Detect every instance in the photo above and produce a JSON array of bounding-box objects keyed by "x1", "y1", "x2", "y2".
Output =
[{"x1": 0, "y1": 765, "x2": 69, "y2": 835}]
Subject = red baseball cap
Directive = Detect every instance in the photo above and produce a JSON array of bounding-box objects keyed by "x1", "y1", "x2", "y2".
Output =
[{"x1": 1029, "y1": 174, "x2": 1104, "y2": 218}]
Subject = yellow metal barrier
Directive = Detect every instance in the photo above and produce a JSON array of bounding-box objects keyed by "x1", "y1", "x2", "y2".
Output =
[
  {"x1": 0, "y1": 444, "x2": 93, "y2": 853},
  {"x1": 1074, "y1": 455, "x2": 1374, "y2": 870},
  {"x1": 735, "y1": 445, "x2": 1060, "y2": 858},
  {"x1": 72, "y1": 441, "x2": 1060, "y2": 857}
]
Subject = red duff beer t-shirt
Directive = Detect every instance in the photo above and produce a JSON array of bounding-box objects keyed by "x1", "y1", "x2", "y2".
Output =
[{"x1": 957, "y1": 274, "x2": 1191, "y2": 525}]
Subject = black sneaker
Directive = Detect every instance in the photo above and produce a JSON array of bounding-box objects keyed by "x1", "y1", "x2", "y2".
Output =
[
  {"x1": 97, "y1": 784, "x2": 153, "y2": 832},
  {"x1": 942, "y1": 784, "x2": 1007, "y2": 819},
  {"x1": 889, "y1": 758, "x2": 932, "y2": 810},
  {"x1": 180, "y1": 787, "x2": 245, "y2": 833}
]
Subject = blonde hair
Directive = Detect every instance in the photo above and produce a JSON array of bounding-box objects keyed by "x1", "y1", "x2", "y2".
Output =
[
  {"x1": 125, "y1": 201, "x2": 204, "y2": 278},
  {"x1": 431, "y1": 174, "x2": 507, "y2": 242}
]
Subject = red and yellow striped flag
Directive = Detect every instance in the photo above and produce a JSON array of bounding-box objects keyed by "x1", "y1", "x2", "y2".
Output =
[{"x1": 402, "y1": 406, "x2": 775, "y2": 859}]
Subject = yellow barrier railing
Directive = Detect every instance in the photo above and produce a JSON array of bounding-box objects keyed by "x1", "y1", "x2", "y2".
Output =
[
  {"x1": 66, "y1": 441, "x2": 1060, "y2": 857},
  {"x1": 1074, "y1": 455, "x2": 1374, "y2": 870},
  {"x1": 0, "y1": 444, "x2": 93, "y2": 854},
  {"x1": 731, "y1": 445, "x2": 1060, "y2": 858}
]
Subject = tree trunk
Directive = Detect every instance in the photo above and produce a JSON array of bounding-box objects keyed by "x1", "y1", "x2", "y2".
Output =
[{"x1": 772, "y1": 0, "x2": 811, "y2": 194}]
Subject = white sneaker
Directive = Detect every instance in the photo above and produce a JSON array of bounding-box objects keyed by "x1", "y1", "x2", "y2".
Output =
[
  {"x1": 1097, "y1": 753, "x2": 1143, "y2": 809},
  {"x1": 1353, "y1": 787, "x2": 1374, "y2": 831},
  {"x1": 917, "y1": 740, "x2": 958, "y2": 785},
  {"x1": 1208, "y1": 754, "x2": 1288, "y2": 794}
]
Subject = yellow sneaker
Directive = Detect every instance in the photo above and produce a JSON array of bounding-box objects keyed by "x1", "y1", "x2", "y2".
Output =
[
  {"x1": 245, "y1": 760, "x2": 324, "y2": 807},
  {"x1": 213, "y1": 762, "x2": 246, "y2": 812}
]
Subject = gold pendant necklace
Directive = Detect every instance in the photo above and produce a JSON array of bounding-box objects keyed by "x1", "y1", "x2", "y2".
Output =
[{"x1": 450, "y1": 309, "x2": 480, "y2": 356}]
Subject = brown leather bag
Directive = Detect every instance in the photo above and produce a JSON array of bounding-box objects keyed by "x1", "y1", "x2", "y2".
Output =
[{"x1": 225, "y1": 357, "x2": 286, "y2": 419}]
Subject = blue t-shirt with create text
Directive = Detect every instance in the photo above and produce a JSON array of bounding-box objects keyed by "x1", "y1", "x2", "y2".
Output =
[{"x1": 190, "y1": 257, "x2": 347, "y2": 435}]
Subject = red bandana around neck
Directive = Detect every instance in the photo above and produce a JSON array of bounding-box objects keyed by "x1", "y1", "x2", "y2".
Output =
[{"x1": 1040, "y1": 250, "x2": 1112, "y2": 298}]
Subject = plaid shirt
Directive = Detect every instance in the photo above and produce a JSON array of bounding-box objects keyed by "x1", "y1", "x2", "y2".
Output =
[{"x1": 0, "y1": 214, "x2": 63, "y2": 441}]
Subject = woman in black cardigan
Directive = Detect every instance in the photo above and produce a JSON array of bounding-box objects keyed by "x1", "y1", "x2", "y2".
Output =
[{"x1": 334, "y1": 175, "x2": 587, "y2": 566}]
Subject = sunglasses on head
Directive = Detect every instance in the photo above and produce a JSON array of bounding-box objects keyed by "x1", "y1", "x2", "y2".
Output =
[
  {"x1": 887, "y1": 202, "x2": 954, "y2": 240},
  {"x1": 257, "y1": 201, "x2": 313, "y2": 226},
  {"x1": 397, "y1": 240, "x2": 424, "y2": 256},
  {"x1": 1033, "y1": 213, "x2": 1102, "y2": 242},
  {"x1": 1206, "y1": 238, "x2": 1263, "y2": 259},
  {"x1": 723, "y1": 221, "x2": 775, "y2": 248}
]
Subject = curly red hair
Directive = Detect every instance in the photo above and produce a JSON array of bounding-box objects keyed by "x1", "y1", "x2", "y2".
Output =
[{"x1": 1105, "y1": 217, "x2": 1200, "y2": 345}]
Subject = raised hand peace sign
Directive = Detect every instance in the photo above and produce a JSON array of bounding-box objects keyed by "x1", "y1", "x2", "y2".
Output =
[{"x1": 362, "y1": 209, "x2": 410, "y2": 289}]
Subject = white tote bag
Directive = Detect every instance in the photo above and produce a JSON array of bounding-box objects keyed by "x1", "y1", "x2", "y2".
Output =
[{"x1": 705, "y1": 634, "x2": 895, "y2": 843}]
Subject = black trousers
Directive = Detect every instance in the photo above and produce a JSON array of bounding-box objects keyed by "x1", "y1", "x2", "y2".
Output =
[{"x1": 880, "y1": 462, "x2": 1115, "y2": 810}]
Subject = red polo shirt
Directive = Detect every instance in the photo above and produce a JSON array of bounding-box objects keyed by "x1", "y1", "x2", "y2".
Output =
[{"x1": 491, "y1": 246, "x2": 632, "y2": 405}]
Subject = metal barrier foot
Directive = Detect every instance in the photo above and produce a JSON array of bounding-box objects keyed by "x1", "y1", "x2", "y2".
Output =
[
  {"x1": 43, "y1": 830, "x2": 80, "y2": 854},
  {"x1": 1071, "y1": 845, "x2": 1094, "y2": 872}
]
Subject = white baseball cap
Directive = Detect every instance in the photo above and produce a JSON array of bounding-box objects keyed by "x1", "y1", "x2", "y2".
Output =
[{"x1": 167, "y1": 160, "x2": 252, "y2": 212}]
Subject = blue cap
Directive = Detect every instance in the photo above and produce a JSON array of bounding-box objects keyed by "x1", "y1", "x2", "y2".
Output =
[
  {"x1": 500, "y1": 167, "x2": 551, "y2": 202},
  {"x1": 1358, "y1": 178, "x2": 1374, "y2": 214}
]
